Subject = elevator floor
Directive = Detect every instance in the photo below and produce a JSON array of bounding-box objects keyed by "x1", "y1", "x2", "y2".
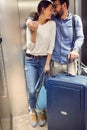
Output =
[
  {"x1": 29, "y1": 123, "x2": 47, "y2": 130},
  {"x1": 12, "y1": 113, "x2": 48, "y2": 130}
]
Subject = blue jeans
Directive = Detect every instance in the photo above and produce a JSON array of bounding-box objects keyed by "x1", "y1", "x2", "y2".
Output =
[{"x1": 25, "y1": 55, "x2": 47, "y2": 109}]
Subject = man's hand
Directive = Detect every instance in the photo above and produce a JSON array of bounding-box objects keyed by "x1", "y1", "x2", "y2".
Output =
[
  {"x1": 68, "y1": 49, "x2": 79, "y2": 61},
  {"x1": 26, "y1": 19, "x2": 38, "y2": 32}
]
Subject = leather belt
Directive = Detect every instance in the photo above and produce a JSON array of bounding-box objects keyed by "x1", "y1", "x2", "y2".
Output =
[{"x1": 26, "y1": 53, "x2": 47, "y2": 58}]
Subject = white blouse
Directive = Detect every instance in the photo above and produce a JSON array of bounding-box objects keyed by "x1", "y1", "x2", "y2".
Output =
[{"x1": 26, "y1": 20, "x2": 56, "y2": 56}]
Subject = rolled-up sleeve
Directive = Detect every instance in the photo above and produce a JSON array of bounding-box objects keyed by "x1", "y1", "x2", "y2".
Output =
[
  {"x1": 74, "y1": 15, "x2": 84, "y2": 51},
  {"x1": 47, "y1": 21, "x2": 56, "y2": 54}
]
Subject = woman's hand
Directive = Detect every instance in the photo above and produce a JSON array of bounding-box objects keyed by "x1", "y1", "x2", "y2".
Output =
[
  {"x1": 44, "y1": 53, "x2": 51, "y2": 73},
  {"x1": 44, "y1": 64, "x2": 50, "y2": 73},
  {"x1": 26, "y1": 19, "x2": 38, "y2": 32}
]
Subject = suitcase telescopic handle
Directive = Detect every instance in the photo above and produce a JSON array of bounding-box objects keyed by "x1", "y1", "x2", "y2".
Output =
[
  {"x1": 67, "y1": 54, "x2": 71, "y2": 75},
  {"x1": 66, "y1": 59, "x2": 71, "y2": 76}
]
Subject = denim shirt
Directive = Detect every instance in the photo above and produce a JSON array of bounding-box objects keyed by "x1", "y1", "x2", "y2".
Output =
[{"x1": 52, "y1": 13, "x2": 84, "y2": 64}]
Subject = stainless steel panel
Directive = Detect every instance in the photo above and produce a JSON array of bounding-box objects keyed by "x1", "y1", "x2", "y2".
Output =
[
  {"x1": 0, "y1": 43, "x2": 11, "y2": 130},
  {"x1": 0, "y1": 0, "x2": 29, "y2": 130},
  {"x1": 18, "y1": 0, "x2": 40, "y2": 26}
]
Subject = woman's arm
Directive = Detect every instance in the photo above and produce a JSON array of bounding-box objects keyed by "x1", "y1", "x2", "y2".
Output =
[
  {"x1": 30, "y1": 31, "x2": 37, "y2": 43},
  {"x1": 44, "y1": 21, "x2": 56, "y2": 73},
  {"x1": 23, "y1": 26, "x2": 37, "y2": 51},
  {"x1": 23, "y1": 20, "x2": 38, "y2": 51},
  {"x1": 44, "y1": 53, "x2": 51, "y2": 73}
]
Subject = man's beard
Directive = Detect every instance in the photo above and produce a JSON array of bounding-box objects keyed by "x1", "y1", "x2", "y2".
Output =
[
  {"x1": 54, "y1": 10, "x2": 64, "y2": 19},
  {"x1": 55, "y1": 13, "x2": 62, "y2": 18}
]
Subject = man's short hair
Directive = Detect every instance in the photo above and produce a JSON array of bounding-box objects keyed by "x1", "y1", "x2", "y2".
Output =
[{"x1": 51, "y1": 0, "x2": 69, "y2": 9}]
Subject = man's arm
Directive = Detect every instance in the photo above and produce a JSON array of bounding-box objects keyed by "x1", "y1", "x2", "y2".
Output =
[{"x1": 68, "y1": 15, "x2": 84, "y2": 61}]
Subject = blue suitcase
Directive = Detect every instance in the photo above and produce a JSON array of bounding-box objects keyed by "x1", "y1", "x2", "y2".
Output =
[{"x1": 46, "y1": 74, "x2": 87, "y2": 130}]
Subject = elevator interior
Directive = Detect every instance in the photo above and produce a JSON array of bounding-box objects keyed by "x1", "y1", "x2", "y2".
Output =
[{"x1": 0, "y1": 0, "x2": 87, "y2": 130}]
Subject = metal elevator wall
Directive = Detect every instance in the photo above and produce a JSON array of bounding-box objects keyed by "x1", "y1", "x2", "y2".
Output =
[
  {"x1": 0, "y1": 39, "x2": 11, "y2": 130},
  {"x1": 0, "y1": 0, "x2": 29, "y2": 130}
]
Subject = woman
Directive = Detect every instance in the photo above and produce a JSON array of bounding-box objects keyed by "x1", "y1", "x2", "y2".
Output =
[{"x1": 25, "y1": 0, "x2": 56, "y2": 127}]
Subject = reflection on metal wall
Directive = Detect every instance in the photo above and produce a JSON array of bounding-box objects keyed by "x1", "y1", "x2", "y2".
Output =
[
  {"x1": 18, "y1": 0, "x2": 40, "y2": 26},
  {"x1": 0, "y1": 0, "x2": 29, "y2": 130},
  {"x1": 0, "y1": 37, "x2": 11, "y2": 130},
  {"x1": 0, "y1": 43, "x2": 7, "y2": 97}
]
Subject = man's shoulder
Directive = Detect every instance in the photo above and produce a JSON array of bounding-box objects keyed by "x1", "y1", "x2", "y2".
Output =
[
  {"x1": 68, "y1": 13, "x2": 82, "y2": 25},
  {"x1": 70, "y1": 13, "x2": 81, "y2": 20}
]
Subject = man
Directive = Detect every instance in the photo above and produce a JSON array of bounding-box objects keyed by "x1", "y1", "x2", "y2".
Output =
[
  {"x1": 50, "y1": 0, "x2": 84, "y2": 76},
  {"x1": 26, "y1": 0, "x2": 84, "y2": 76}
]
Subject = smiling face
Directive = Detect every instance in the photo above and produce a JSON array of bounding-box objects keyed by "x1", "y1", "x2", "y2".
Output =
[
  {"x1": 37, "y1": 0, "x2": 53, "y2": 20},
  {"x1": 42, "y1": 4, "x2": 53, "y2": 19},
  {"x1": 52, "y1": 0, "x2": 66, "y2": 18}
]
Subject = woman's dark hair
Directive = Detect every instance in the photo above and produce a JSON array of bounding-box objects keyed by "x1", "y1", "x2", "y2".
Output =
[
  {"x1": 33, "y1": 0, "x2": 53, "y2": 20},
  {"x1": 51, "y1": 0, "x2": 69, "y2": 9}
]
